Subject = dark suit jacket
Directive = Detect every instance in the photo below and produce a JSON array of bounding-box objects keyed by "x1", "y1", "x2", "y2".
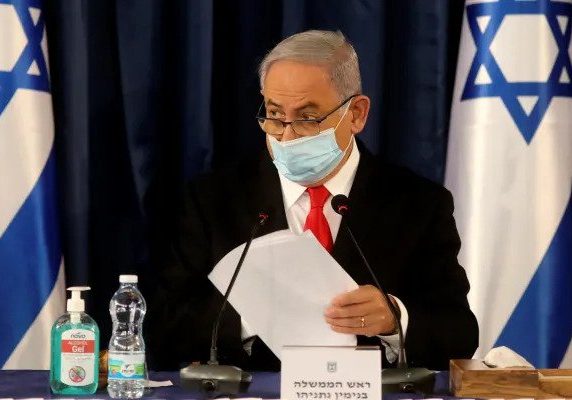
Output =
[{"x1": 146, "y1": 145, "x2": 478, "y2": 371}]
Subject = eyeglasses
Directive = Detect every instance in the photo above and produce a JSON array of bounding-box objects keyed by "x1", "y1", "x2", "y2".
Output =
[{"x1": 256, "y1": 94, "x2": 359, "y2": 137}]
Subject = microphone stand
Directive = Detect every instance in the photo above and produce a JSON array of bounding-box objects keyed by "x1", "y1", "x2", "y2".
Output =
[
  {"x1": 180, "y1": 212, "x2": 269, "y2": 394},
  {"x1": 332, "y1": 195, "x2": 435, "y2": 394}
]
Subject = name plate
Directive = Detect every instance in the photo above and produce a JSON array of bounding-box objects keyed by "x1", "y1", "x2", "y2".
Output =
[{"x1": 281, "y1": 346, "x2": 382, "y2": 400}]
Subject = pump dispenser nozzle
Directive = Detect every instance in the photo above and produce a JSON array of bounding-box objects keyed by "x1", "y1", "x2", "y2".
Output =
[{"x1": 67, "y1": 286, "x2": 90, "y2": 312}]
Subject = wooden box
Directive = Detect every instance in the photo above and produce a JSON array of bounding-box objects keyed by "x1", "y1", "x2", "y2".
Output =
[{"x1": 450, "y1": 359, "x2": 572, "y2": 399}]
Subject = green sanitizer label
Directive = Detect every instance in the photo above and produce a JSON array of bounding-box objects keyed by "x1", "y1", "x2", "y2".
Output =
[{"x1": 108, "y1": 352, "x2": 145, "y2": 380}]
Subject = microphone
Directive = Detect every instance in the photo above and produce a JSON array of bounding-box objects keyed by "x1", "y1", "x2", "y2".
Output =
[
  {"x1": 180, "y1": 211, "x2": 270, "y2": 394},
  {"x1": 331, "y1": 194, "x2": 434, "y2": 394}
]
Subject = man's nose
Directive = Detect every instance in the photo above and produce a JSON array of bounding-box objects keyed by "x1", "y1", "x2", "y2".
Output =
[{"x1": 281, "y1": 123, "x2": 298, "y2": 141}]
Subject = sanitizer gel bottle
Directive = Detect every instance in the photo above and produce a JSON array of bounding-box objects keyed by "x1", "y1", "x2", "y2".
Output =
[{"x1": 50, "y1": 286, "x2": 99, "y2": 395}]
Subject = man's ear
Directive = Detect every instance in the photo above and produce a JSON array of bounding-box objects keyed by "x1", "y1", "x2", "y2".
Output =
[{"x1": 350, "y1": 95, "x2": 370, "y2": 134}]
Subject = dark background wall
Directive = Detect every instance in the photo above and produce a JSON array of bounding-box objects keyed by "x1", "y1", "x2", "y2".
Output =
[{"x1": 44, "y1": 0, "x2": 464, "y2": 342}]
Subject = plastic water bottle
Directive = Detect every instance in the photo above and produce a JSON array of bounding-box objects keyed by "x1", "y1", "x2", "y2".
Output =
[{"x1": 107, "y1": 275, "x2": 147, "y2": 399}]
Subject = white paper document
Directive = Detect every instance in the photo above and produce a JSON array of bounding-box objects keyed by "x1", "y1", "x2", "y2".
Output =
[{"x1": 208, "y1": 229, "x2": 358, "y2": 359}]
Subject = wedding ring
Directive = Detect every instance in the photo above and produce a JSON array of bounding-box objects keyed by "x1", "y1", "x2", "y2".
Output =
[{"x1": 360, "y1": 316, "x2": 365, "y2": 328}]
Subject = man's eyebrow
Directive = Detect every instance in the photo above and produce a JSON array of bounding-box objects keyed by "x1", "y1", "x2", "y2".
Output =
[
  {"x1": 265, "y1": 99, "x2": 281, "y2": 108},
  {"x1": 265, "y1": 99, "x2": 320, "y2": 111},
  {"x1": 295, "y1": 102, "x2": 320, "y2": 112}
]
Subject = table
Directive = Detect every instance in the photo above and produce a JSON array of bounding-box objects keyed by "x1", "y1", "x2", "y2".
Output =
[{"x1": 0, "y1": 370, "x2": 456, "y2": 399}]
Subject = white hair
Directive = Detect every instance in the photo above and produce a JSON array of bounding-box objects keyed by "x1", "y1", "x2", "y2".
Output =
[{"x1": 258, "y1": 30, "x2": 362, "y2": 100}]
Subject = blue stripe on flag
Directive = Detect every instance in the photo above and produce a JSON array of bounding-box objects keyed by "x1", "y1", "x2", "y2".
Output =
[
  {"x1": 0, "y1": 150, "x2": 60, "y2": 366},
  {"x1": 0, "y1": 0, "x2": 43, "y2": 6},
  {"x1": 495, "y1": 195, "x2": 572, "y2": 368}
]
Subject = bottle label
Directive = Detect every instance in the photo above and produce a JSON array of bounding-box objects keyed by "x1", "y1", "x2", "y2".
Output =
[
  {"x1": 108, "y1": 352, "x2": 145, "y2": 380},
  {"x1": 60, "y1": 329, "x2": 96, "y2": 386}
]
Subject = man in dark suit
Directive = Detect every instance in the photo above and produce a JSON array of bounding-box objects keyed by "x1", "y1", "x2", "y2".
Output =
[{"x1": 147, "y1": 30, "x2": 478, "y2": 372}]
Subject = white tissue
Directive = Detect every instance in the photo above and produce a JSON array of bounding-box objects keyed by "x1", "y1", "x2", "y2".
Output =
[
  {"x1": 483, "y1": 346, "x2": 534, "y2": 368},
  {"x1": 145, "y1": 379, "x2": 173, "y2": 387}
]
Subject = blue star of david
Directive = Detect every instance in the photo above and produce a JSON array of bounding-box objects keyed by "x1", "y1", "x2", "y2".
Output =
[
  {"x1": 462, "y1": 0, "x2": 572, "y2": 144},
  {"x1": 0, "y1": 0, "x2": 50, "y2": 115}
]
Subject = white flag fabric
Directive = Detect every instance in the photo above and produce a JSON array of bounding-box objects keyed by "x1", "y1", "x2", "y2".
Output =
[
  {"x1": 446, "y1": 0, "x2": 572, "y2": 368},
  {"x1": 0, "y1": 0, "x2": 65, "y2": 369}
]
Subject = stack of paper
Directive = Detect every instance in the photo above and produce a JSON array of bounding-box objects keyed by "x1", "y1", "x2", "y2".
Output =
[{"x1": 209, "y1": 230, "x2": 358, "y2": 359}]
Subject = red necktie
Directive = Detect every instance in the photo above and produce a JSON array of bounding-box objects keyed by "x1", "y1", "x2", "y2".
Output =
[{"x1": 304, "y1": 186, "x2": 334, "y2": 252}]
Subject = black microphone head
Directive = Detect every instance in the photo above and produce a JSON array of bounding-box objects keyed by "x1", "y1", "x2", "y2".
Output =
[{"x1": 331, "y1": 194, "x2": 350, "y2": 215}]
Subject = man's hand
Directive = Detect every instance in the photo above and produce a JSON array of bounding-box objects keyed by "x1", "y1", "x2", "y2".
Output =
[{"x1": 324, "y1": 284, "x2": 397, "y2": 337}]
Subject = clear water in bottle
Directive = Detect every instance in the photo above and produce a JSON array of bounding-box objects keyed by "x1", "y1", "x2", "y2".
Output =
[{"x1": 107, "y1": 275, "x2": 147, "y2": 399}]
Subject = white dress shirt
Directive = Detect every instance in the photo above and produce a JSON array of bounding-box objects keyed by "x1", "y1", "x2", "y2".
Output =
[{"x1": 243, "y1": 140, "x2": 408, "y2": 363}]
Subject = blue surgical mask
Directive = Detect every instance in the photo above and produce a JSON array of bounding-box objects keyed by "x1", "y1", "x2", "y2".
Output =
[{"x1": 269, "y1": 105, "x2": 352, "y2": 186}]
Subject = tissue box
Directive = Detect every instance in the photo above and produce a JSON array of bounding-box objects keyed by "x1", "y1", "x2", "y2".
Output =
[{"x1": 450, "y1": 359, "x2": 572, "y2": 398}]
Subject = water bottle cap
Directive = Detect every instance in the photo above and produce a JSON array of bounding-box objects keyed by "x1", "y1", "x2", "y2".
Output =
[{"x1": 119, "y1": 274, "x2": 138, "y2": 283}]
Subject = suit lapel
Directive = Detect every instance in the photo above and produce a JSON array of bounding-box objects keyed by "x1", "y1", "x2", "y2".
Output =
[
  {"x1": 332, "y1": 148, "x2": 387, "y2": 285},
  {"x1": 251, "y1": 152, "x2": 289, "y2": 235}
]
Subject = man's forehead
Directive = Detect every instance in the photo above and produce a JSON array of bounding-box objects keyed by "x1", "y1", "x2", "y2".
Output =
[
  {"x1": 265, "y1": 60, "x2": 331, "y2": 84},
  {"x1": 262, "y1": 60, "x2": 339, "y2": 106}
]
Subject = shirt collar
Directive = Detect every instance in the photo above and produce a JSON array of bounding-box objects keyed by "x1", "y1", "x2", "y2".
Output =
[{"x1": 278, "y1": 139, "x2": 361, "y2": 209}]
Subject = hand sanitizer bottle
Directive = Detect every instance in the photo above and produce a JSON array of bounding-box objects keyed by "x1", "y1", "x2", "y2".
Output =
[{"x1": 50, "y1": 286, "x2": 99, "y2": 395}]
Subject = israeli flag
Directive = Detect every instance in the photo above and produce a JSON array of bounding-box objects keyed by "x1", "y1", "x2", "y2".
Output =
[
  {"x1": 446, "y1": 0, "x2": 572, "y2": 368},
  {"x1": 0, "y1": 0, "x2": 65, "y2": 369}
]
